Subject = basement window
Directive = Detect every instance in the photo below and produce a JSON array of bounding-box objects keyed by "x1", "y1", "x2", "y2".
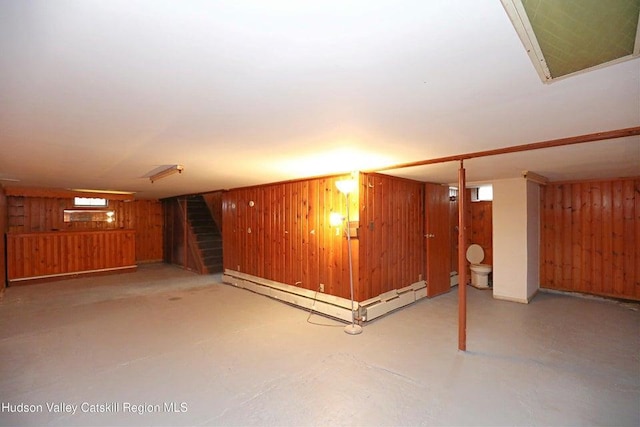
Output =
[
  {"x1": 471, "y1": 185, "x2": 493, "y2": 202},
  {"x1": 74, "y1": 197, "x2": 108, "y2": 207}
]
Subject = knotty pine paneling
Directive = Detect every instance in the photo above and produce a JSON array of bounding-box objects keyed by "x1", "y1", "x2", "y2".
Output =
[
  {"x1": 8, "y1": 196, "x2": 133, "y2": 232},
  {"x1": 223, "y1": 173, "x2": 426, "y2": 302},
  {"x1": 449, "y1": 187, "x2": 459, "y2": 274},
  {"x1": 202, "y1": 191, "x2": 224, "y2": 230},
  {"x1": 223, "y1": 175, "x2": 357, "y2": 300},
  {"x1": 541, "y1": 178, "x2": 639, "y2": 300},
  {"x1": 7, "y1": 195, "x2": 162, "y2": 263},
  {"x1": 452, "y1": 190, "x2": 493, "y2": 283},
  {"x1": 469, "y1": 199, "x2": 493, "y2": 266},
  {"x1": 7, "y1": 229, "x2": 136, "y2": 282},
  {"x1": 133, "y1": 200, "x2": 163, "y2": 262},
  {"x1": 359, "y1": 173, "x2": 424, "y2": 300}
]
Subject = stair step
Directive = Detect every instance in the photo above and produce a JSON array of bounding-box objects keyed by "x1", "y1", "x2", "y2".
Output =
[
  {"x1": 195, "y1": 234, "x2": 221, "y2": 242},
  {"x1": 186, "y1": 195, "x2": 224, "y2": 275},
  {"x1": 192, "y1": 224, "x2": 219, "y2": 231},
  {"x1": 193, "y1": 230, "x2": 220, "y2": 238},
  {"x1": 201, "y1": 249, "x2": 221, "y2": 256},
  {"x1": 200, "y1": 247, "x2": 221, "y2": 255}
]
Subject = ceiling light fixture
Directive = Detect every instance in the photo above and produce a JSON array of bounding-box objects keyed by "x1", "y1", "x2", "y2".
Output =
[
  {"x1": 71, "y1": 188, "x2": 135, "y2": 195},
  {"x1": 150, "y1": 165, "x2": 184, "y2": 183}
]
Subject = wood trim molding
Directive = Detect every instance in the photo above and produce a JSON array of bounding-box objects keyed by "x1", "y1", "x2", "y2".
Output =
[
  {"x1": 373, "y1": 126, "x2": 640, "y2": 173},
  {"x1": 548, "y1": 175, "x2": 640, "y2": 186},
  {"x1": 8, "y1": 265, "x2": 137, "y2": 286},
  {"x1": 3, "y1": 186, "x2": 135, "y2": 201}
]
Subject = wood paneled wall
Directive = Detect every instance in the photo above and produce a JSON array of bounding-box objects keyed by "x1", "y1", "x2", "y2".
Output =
[
  {"x1": 450, "y1": 188, "x2": 459, "y2": 273},
  {"x1": 203, "y1": 191, "x2": 224, "y2": 230},
  {"x1": 359, "y1": 173, "x2": 424, "y2": 299},
  {"x1": 133, "y1": 200, "x2": 163, "y2": 262},
  {"x1": 223, "y1": 175, "x2": 357, "y2": 299},
  {"x1": 7, "y1": 230, "x2": 136, "y2": 282},
  {"x1": 223, "y1": 173, "x2": 425, "y2": 302},
  {"x1": 469, "y1": 199, "x2": 493, "y2": 266},
  {"x1": 6, "y1": 195, "x2": 162, "y2": 263},
  {"x1": 8, "y1": 197, "x2": 133, "y2": 232},
  {"x1": 450, "y1": 189, "x2": 493, "y2": 280},
  {"x1": 541, "y1": 178, "x2": 639, "y2": 300}
]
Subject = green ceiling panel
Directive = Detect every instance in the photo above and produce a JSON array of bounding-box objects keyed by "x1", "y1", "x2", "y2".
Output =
[{"x1": 521, "y1": 0, "x2": 640, "y2": 78}]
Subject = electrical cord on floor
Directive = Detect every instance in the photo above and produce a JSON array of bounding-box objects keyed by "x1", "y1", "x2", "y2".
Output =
[{"x1": 306, "y1": 286, "x2": 344, "y2": 328}]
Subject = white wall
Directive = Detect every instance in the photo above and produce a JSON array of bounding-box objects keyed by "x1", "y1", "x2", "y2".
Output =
[
  {"x1": 526, "y1": 180, "x2": 540, "y2": 299},
  {"x1": 492, "y1": 178, "x2": 539, "y2": 303}
]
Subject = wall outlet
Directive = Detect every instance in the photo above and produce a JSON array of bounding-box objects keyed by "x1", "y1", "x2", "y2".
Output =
[{"x1": 319, "y1": 283, "x2": 325, "y2": 293}]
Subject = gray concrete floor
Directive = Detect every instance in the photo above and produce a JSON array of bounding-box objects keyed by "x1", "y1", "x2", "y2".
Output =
[{"x1": 0, "y1": 264, "x2": 638, "y2": 427}]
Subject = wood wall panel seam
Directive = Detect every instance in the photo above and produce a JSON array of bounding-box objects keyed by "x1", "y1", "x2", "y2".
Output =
[
  {"x1": 7, "y1": 230, "x2": 136, "y2": 281},
  {"x1": 540, "y1": 177, "x2": 639, "y2": 300}
]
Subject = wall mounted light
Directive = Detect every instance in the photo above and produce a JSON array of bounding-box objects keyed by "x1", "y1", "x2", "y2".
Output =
[
  {"x1": 329, "y1": 212, "x2": 344, "y2": 227},
  {"x1": 150, "y1": 165, "x2": 184, "y2": 183}
]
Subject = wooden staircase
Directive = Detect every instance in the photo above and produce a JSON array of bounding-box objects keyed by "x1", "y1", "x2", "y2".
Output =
[{"x1": 186, "y1": 195, "x2": 223, "y2": 273}]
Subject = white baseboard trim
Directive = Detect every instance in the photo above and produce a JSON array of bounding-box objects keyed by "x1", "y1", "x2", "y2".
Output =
[
  {"x1": 222, "y1": 270, "x2": 427, "y2": 323},
  {"x1": 493, "y1": 293, "x2": 530, "y2": 304},
  {"x1": 9, "y1": 265, "x2": 137, "y2": 285}
]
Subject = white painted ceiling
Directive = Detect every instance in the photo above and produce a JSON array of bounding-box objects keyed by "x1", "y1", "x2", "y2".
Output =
[{"x1": 1, "y1": 0, "x2": 638, "y2": 199}]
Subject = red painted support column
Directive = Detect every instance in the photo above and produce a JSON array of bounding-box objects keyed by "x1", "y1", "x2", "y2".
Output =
[{"x1": 458, "y1": 160, "x2": 467, "y2": 351}]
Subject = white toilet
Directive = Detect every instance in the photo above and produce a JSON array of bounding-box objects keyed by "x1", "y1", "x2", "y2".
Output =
[{"x1": 466, "y1": 244, "x2": 492, "y2": 289}]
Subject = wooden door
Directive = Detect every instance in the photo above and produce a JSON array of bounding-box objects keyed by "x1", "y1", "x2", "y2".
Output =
[{"x1": 425, "y1": 183, "x2": 452, "y2": 297}]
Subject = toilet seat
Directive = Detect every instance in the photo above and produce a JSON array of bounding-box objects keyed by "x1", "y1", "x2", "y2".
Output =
[{"x1": 466, "y1": 244, "x2": 484, "y2": 264}]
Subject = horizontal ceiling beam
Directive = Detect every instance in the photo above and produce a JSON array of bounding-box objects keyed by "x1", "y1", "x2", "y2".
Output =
[{"x1": 373, "y1": 126, "x2": 640, "y2": 173}]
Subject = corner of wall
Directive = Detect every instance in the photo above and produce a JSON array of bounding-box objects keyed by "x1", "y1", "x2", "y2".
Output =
[
  {"x1": 526, "y1": 180, "x2": 541, "y2": 301},
  {"x1": 493, "y1": 177, "x2": 542, "y2": 304}
]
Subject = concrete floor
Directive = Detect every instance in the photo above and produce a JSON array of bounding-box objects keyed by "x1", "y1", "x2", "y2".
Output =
[{"x1": 0, "y1": 264, "x2": 638, "y2": 427}]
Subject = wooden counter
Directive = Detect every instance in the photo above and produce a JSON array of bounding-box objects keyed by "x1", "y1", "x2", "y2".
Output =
[{"x1": 6, "y1": 229, "x2": 136, "y2": 284}]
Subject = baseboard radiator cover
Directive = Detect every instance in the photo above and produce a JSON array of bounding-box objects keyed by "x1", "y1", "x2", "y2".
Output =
[{"x1": 222, "y1": 270, "x2": 427, "y2": 323}]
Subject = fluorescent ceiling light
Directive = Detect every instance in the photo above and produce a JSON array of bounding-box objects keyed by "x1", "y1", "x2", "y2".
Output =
[
  {"x1": 150, "y1": 165, "x2": 184, "y2": 183},
  {"x1": 71, "y1": 188, "x2": 136, "y2": 195}
]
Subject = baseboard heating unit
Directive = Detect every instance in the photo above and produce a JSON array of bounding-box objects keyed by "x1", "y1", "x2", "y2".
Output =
[{"x1": 222, "y1": 270, "x2": 427, "y2": 323}]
